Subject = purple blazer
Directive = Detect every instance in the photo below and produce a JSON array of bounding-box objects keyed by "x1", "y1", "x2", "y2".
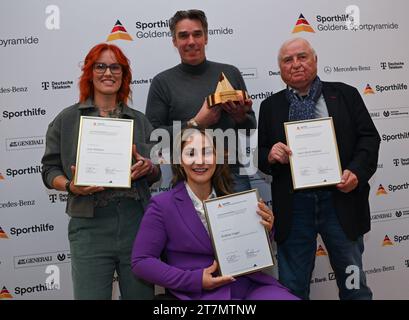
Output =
[{"x1": 131, "y1": 182, "x2": 286, "y2": 300}]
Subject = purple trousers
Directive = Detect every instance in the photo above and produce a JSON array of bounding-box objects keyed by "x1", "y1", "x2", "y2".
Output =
[{"x1": 230, "y1": 276, "x2": 300, "y2": 300}]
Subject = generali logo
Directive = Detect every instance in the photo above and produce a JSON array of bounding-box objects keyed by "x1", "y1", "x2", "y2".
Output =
[
  {"x1": 107, "y1": 20, "x2": 133, "y2": 41},
  {"x1": 292, "y1": 13, "x2": 315, "y2": 33},
  {"x1": 382, "y1": 235, "x2": 394, "y2": 246}
]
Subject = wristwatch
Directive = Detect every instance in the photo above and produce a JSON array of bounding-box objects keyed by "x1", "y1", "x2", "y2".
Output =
[
  {"x1": 65, "y1": 180, "x2": 73, "y2": 194},
  {"x1": 187, "y1": 118, "x2": 199, "y2": 128}
]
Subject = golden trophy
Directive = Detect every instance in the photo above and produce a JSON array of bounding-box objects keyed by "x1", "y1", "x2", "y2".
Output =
[{"x1": 206, "y1": 72, "x2": 249, "y2": 107}]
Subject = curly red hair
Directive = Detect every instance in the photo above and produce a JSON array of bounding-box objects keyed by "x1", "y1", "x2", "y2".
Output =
[{"x1": 79, "y1": 43, "x2": 132, "y2": 104}]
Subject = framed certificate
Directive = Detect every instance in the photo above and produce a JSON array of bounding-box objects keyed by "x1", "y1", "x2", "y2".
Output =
[
  {"x1": 203, "y1": 189, "x2": 274, "y2": 277},
  {"x1": 284, "y1": 117, "x2": 342, "y2": 190},
  {"x1": 74, "y1": 116, "x2": 133, "y2": 188}
]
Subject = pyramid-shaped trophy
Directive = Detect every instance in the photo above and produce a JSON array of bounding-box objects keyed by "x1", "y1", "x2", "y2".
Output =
[{"x1": 206, "y1": 72, "x2": 249, "y2": 107}]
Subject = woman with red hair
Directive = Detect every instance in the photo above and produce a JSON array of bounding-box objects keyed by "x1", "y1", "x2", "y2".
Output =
[{"x1": 41, "y1": 43, "x2": 160, "y2": 300}]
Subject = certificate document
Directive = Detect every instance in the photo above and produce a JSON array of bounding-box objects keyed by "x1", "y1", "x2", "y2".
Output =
[
  {"x1": 203, "y1": 189, "x2": 274, "y2": 277},
  {"x1": 74, "y1": 116, "x2": 133, "y2": 188},
  {"x1": 284, "y1": 117, "x2": 342, "y2": 190}
]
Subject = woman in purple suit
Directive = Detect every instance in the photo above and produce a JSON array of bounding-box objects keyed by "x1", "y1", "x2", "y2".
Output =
[{"x1": 131, "y1": 128, "x2": 298, "y2": 300}]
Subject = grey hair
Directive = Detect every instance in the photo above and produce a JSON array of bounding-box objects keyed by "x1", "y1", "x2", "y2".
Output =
[{"x1": 277, "y1": 37, "x2": 317, "y2": 63}]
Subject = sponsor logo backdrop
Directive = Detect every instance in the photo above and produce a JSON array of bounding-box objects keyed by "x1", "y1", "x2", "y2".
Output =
[{"x1": 0, "y1": 0, "x2": 408, "y2": 299}]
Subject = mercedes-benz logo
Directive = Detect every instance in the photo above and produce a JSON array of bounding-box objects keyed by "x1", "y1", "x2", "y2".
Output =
[{"x1": 324, "y1": 66, "x2": 332, "y2": 74}]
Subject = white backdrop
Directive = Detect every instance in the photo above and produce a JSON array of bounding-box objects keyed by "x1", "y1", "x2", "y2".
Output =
[{"x1": 1, "y1": 0, "x2": 408, "y2": 300}]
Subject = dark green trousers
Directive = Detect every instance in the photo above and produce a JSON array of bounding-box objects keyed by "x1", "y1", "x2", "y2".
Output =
[{"x1": 68, "y1": 198, "x2": 153, "y2": 300}]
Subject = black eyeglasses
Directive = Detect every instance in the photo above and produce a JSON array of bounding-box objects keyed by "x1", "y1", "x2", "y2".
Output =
[{"x1": 93, "y1": 63, "x2": 122, "y2": 75}]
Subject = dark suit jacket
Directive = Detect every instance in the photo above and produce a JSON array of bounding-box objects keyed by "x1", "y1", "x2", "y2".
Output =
[{"x1": 258, "y1": 81, "x2": 381, "y2": 243}]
